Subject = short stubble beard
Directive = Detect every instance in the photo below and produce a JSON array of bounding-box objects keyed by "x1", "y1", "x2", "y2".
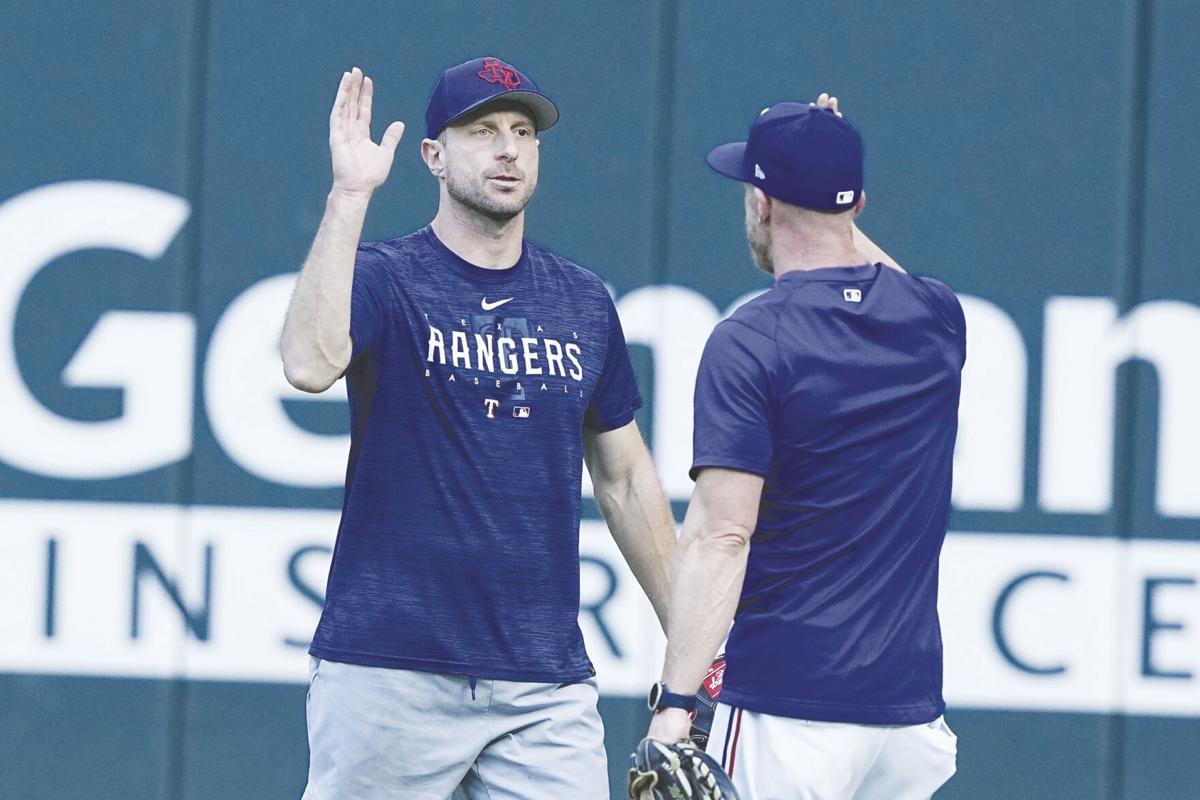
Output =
[
  {"x1": 746, "y1": 215, "x2": 773, "y2": 274},
  {"x1": 444, "y1": 162, "x2": 536, "y2": 223}
]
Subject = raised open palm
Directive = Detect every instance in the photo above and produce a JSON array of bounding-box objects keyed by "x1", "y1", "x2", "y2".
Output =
[{"x1": 329, "y1": 67, "x2": 406, "y2": 193}]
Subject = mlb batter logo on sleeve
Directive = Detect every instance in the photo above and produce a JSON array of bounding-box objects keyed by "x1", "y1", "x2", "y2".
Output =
[
  {"x1": 844, "y1": 288, "x2": 862, "y2": 303},
  {"x1": 513, "y1": 406, "x2": 531, "y2": 418}
]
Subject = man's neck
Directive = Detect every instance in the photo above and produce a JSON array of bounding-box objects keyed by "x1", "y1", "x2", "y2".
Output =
[
  {"x1": 769, "y1": 222, "x2": 868, "y2": 277},
  {"x1": 430, "y1": 200, "x2": 525, "y2": 269}
]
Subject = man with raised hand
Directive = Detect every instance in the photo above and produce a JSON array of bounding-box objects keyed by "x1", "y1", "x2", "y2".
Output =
[
  {"x1": 643, "y1": 94, "x2": 964, "y2": 799},
  {"x1": 282, "y1": 58, "x2": 675, "y2": 799}
]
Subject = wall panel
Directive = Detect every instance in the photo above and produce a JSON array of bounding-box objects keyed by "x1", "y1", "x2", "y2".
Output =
[{"x1": 0, "y1": 3, "x2": 197, "y2": 798}]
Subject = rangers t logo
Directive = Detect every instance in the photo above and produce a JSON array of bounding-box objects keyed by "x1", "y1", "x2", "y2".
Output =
[
  {"x1": 477, "y1": 58, "x2": 521, "y2": 91},
  {"x1": 484, "y1": 399, "x2": 499, "y2": 419}
]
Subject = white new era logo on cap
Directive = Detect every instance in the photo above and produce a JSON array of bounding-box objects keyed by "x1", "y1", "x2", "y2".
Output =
[
  {"x1": 836, "y1": 190, "x2": 855, "y2": 205},
  {"x1": 754, "y1": 164, "x2": 766, "y2": 180}
]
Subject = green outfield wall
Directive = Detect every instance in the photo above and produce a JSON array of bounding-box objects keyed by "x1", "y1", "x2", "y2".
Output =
[{"x1": 2, "y1": 1, "x2": 1199, "y2": 797}]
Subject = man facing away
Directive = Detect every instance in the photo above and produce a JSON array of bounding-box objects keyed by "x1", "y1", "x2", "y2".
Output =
[
  {"x1": 281, "y1": 57, "x2": 676, "y2": 799},
  {"x1": 644, "y1": 94, "x2": 965, "y2": 799}
]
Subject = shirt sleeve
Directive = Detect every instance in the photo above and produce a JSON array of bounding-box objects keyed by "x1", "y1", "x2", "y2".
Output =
[
  {"x1": 949, "y1": 288, "x2": 967, "y2": 368},
  {"x1": 348, "y1": 244, "x2": 388, "y2": 366},
  {"x1": 690, "y1": 319, "x2": 777, "y2": 480},
  {"x1": 916, "y1": 275, "x2": 967, "y2": 369},
  {"x1": 583, "y1": 293, "x2": 643, "y2": 432}
]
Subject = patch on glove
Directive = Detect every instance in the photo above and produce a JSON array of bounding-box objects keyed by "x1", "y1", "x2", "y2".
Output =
[
  {"x1": 701, "y1": 657, "x2": 726, "y2": 699},
  {"x1": 689, "y1": 654, "x2": 726, "y2": 748},
  {"x1": 627, "y1": 737, "x2": 740, "y2": 800}
]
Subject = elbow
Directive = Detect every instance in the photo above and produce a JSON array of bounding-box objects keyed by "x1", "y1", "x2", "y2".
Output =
[
  {"x1": 712, "y1": 526, "x2": 754, "y2": 553},
  {"x1": 684, "y1": 520, "x2": 754, "y2": 555},
  {"x1": 282, "y1": 357, "x2": 339, "y2": 394},
  {"x1": 280, "y1": 332, "x2": 351, "y2": 393},
  {"x1": 590, "y1": 475, "x2": 628, "y2": 515},
  {"x1": 588, "y1": 456, "x2": 644, "y2": 509}
]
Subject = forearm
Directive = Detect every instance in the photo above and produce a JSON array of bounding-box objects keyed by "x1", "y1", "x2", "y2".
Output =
[
  {"x1": 280, "y1": 187, "x2": 372, "y2": 391},
  {"x1": 853, "y1": 222, "x2": 906, "y2": 273},
  {"x1": 660, "y1": 529, "x2": 748, "y2": 694},
  {"x1": 593, "y1": 460, "x2": 676, "y2": 632}
]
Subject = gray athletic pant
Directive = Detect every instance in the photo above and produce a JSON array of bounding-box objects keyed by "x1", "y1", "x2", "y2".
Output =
[{"x1": 301, "y1": 657, "x2": 609, "y2": 800}]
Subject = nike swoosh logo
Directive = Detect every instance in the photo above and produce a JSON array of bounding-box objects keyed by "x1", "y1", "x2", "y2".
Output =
[{"x1": 481, "y1": 297, "x2": 513, "y2": 311}]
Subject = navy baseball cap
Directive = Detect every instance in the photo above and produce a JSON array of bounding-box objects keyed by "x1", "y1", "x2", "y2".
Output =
[
  {"x1": 706, "y1": 102, "x2": 864, "y2": 212},
  {"x1": 425, "y1": 56, "x2": 559, "y2": 140}
]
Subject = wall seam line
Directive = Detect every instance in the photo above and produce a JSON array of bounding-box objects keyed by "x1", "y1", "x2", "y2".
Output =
[
  {"x1": 172, "y1": 0, "x2": 214, "y2": 798},
  {"x1": 1109, "y1": 0, "x2": 1155, "y2": 798},
  {"x1": 649, "y1": 0, "x2": 680, "y2": 291}
]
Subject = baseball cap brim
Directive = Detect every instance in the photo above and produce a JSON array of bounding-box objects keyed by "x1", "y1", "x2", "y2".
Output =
[
  {"x1": 705, "y1": 141, "x2": 753, "y2": 181},
  {"x1": 444, "y1": 91, "x2": 560, "y2": 134}
]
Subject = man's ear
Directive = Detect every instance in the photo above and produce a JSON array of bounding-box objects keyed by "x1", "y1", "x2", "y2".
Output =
[
  {"x1": 753, "y1": 187, "x2": 772, "y2": 223},
  {"x1": 421, "y1": 138, "x2": 445, "y2": 178},
  {"x1": 854, "y1": 190, "x2": 867, "y2": 219}
]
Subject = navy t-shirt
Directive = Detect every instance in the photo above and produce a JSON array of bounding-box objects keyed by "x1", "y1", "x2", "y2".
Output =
[
  {"x1": 309, "y1": 226, "x2": 641, "y2": 683},
  {"x1": 692, "y1": 264, "x2": 965, "y2": 724}
]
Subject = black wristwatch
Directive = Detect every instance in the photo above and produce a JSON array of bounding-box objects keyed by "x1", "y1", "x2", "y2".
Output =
[{"x1": 647, "y1": 681, "x2": 697, "y2": 713}]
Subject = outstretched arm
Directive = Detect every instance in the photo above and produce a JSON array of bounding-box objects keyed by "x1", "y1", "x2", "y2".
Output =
[
  {"x1": 853, "y1": 223, "x2": 906, "y2": 273},
  {"x1": 281, "y1": 67, "x2": 406, "y2": 392},
  {"x1": 814, "y1": 92, "x2": 907, "y2": 274},
  {"x1": 647, "y1": 467, "x2": 763, "y2": 744},
  {"x1": 583, "y1": 420, "x2": 677, "y2": 632}
]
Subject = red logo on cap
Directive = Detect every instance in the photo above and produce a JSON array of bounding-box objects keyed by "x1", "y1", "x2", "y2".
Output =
[{"x1": 477, "y1": 58, "x2": 521, "y2": 91}]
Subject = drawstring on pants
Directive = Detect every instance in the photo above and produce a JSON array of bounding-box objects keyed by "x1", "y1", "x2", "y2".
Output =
[{"x1": 468, "y1": 676, "x2": 477, "y2": 701}]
